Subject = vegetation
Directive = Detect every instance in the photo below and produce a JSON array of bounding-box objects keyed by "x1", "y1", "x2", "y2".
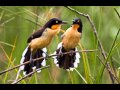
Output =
[{"x1": 0, "y1": 6, "x2": 120, "y2": 84}]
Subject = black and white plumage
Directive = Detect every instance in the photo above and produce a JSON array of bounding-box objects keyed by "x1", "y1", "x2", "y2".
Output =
[
  {"x1": 53, "y1": 43, "x2": 80, "y2": 71},
  {"x1": 20, "y1": 47, "x2": 47, "y2": 75},
  {"x1": 53, "y1": 18, "x2": 83, "y2": 71}
]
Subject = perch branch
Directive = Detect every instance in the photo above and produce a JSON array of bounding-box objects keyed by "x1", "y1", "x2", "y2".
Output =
[
  {"x1": 0, "y1": 49, "x2": 97, "y2": 75},
  {"x1": 11, "y1": 65, "x2": 50, "y2": 84}
]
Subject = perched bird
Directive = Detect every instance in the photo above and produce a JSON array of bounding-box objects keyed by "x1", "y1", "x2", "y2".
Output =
[
  {"x1": 53, "y1": 18, "x2": 83, "y2": 71},
  {"x1": 16, "y1": 18, "x2": 67, "y2": 78}
]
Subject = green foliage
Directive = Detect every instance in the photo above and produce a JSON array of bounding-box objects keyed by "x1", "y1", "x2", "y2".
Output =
[{"x1": 0, "y1": 6, "x2": 120, "y2": 84}]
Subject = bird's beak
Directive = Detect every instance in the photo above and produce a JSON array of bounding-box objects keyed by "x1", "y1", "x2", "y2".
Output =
[{"x1": 61, "y1": 21, "x2": 68, "y2": 24}]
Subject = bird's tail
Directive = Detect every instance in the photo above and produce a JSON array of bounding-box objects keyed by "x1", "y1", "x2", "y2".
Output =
[
  {"x1": 19, "y1": 46, "x2": 47, "y2": 76},
  {"x1": 53, "y1": 43, "x2": 80, "y2": 71}
]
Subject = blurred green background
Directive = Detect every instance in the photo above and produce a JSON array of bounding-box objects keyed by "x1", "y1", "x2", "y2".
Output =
[{"x1": 0, "y1": 6, "x2": 120, "y2": 84}]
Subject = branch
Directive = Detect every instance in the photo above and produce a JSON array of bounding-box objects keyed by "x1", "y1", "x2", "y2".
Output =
[
  {"x1": 97, "y1": 55, "x2": 119, "y2": 84},
  {"x1": 0, "y1": 49, "x2": 97, "y2": 75},
  {"x1": 11, "y1": 65, "x2": 50, "y2": 84},
  {"x1": 65, "y1": 6, "x2": 114, "y2": 83}
]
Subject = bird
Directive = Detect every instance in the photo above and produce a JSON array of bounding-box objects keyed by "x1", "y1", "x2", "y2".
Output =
[
  {"x1": 16, "y1": 18, "x2": 67, "y2": 79},
  {"x1": 53, "y1": 18, "x2": 83, "y2": 71}
]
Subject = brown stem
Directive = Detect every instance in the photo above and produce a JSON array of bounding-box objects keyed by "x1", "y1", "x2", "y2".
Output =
[
  {"x1": 11, "y1": 65, "x2": 50, "y2": 84},
  {"x1": 97, "y1": 55, "x2": 119, "y2": 84},
  {"x1": 0, "y1": 49, "x2": 97, "y2": 75}
]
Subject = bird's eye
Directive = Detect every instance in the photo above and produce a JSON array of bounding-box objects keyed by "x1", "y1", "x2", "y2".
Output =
[
  {"x1": 77, "y1": 20, "x2": 79, "y2": 22},
  {"x1": 56, "y1": 21, "x2": 58, "y2": 23}
]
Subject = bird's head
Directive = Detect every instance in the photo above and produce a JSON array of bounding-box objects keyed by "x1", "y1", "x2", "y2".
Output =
[
  {"x1": 44, "y1": 18, "x2": 67, "y2": 30},
  {"x1": 72, "y1": 18, "x2": 83, "y2": 33}
]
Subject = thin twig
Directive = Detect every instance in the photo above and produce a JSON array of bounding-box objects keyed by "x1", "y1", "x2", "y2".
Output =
[
  {"x1": 65, "y1": 6, "x2": 114, "y2": 83},
  {"x1": 97, "y1": 55, "x2": 119, "y2": 83},
  {"x1": 111, "y1": 56, "x2": 118, "y2": 83},
  {"x1": 0, "y1": 49, "x2": 97, "y2": 75},
  {"x1": 11, "y1": 65, "x2": 50, "y2": 84}
]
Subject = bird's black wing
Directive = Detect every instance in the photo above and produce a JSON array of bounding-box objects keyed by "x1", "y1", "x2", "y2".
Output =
[{"x1": 27, "y1": 27, "x2": 45, "y2": 43}]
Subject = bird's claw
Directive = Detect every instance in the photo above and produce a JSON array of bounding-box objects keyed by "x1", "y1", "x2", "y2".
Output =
[
  {"x1": 45, "y1": 54, "x2": 49, "y2": 60},
  {"x1": 69, "y1": 50, "x2": 74, "y2": 56},
  {"x1": 30, "y1": 57, "x2": 34, "y2": 67}
]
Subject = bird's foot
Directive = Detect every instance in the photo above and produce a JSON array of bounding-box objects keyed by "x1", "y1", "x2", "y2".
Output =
[
  {"x1": 30, "y1": 57, "x2": 34, "y2": 68},
  {"x1": 59, "y1": 49, "x2": 64, "y2": 57},
  {"x1": 69, "y1": 50, "x2": 74, "y2": 56},
  {"x1": 45, "y1": 53, "x2": 49, "y2": 60}
]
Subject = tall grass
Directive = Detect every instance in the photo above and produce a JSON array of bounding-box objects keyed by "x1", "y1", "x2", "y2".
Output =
[{"x1": 0, "y1": 6, "x2": 120, "y2": 84}]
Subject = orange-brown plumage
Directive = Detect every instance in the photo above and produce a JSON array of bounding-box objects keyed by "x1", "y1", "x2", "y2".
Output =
[{"x1": 62, "y1": 24, "x2": 82, "y2": 51}]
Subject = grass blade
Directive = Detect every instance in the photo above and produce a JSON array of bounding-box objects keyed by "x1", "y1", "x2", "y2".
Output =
[
  {"x1": 79, "y1": 43, "x2": 93, "y2": 84},
  {"x1": 75, "y1": 69, "x2": 87, "y2": 84}
]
